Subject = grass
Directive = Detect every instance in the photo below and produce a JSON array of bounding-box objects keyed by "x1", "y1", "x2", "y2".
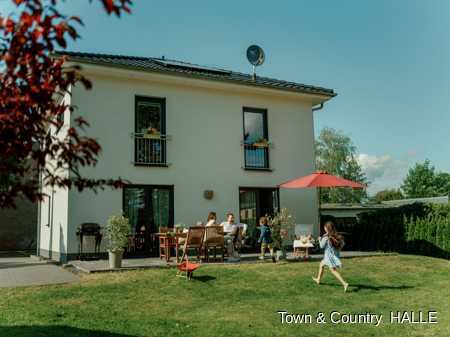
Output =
[{"x1": 0, "y1": 255, "x2": 449, "y2": 337}]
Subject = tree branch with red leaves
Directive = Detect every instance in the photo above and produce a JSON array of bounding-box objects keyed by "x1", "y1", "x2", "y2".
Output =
[{"x1": 0, "y1": 0, "x2": 132, "y2": 208}]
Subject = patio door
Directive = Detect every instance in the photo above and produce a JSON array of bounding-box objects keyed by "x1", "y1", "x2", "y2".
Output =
[
  {"x1": 123, "y1": 185, "x2": 174, "y2": 257},
  {"x1": 239, "y1": 187, "x2": 279, "y2": 247}
]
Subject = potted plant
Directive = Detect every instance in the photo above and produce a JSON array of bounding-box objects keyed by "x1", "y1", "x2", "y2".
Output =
[
  {"x1": 252, "y1": 137, "x2": 269, "y2": 148},
  {"x1": 269, "y1": 208, "x2": 295, "y2": 261},
  {"x1": 105, "y1": 213, "x2": 131, "y2": 269},
  {"x1": 174, "y1": 223, "x2": 187, "y2": 233},
  {"x1": 144, "y1": 127, "x2": 161, "y2": 139}
]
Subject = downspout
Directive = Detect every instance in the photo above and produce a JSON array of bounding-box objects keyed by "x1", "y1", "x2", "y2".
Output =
[
  {"x1": 312, "y1": 102, "x2": 324, "y2": 233},
  {"x1": 312, "y1": 103, "x2": 324, "y2": 112},
  {"x1": 36, "y1": 169, "x2": 42, "y2": 257},
  {"x1": 49, "y1": 188, "x2": 55, "y2": 260}
]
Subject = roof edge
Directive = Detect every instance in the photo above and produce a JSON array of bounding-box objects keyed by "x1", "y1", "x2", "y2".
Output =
[{"x1": 53, "y1": 51, "x2": 337, "y2": 99}]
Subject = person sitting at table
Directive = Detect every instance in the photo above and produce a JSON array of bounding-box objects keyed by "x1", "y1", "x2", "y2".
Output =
[
  {"x1": 205, "y1": 212, "x2": 218, "y2": 226},
  {"x1": 220, "y1": 212, "x2": 240, "y2": 261},
  {"x1": 221, "y1": 212, "x2": 237, "y2": 234}
]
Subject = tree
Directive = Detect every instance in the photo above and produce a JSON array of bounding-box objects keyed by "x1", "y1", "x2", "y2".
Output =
[
  {"x1": 401, "y1": 160, "x2": 438, "y2": 198},
  {"x1": 0, "y1": 0, "x2": 132, "y2": 208},
  {"x1": 434, "y1": 172, "x2": 450, "y2": 197},
  {"x1": 374, "y1": 188, "x2": 404, "y2": 203},
  {"x1": 401, "y1": 160, "x2": 450, "y2": 198},
  {"x1": 315, "y1": 127, "x2": 368, "y2": 203}
]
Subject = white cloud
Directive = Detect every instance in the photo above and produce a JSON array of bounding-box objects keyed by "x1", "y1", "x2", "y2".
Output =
[{"x1": 357, "y1": 153, "x2": 415, "y2": 195}]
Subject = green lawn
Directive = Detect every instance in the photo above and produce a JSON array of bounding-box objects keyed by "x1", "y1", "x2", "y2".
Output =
[{"x1": 0, "y1": 255, "x2": 449, "y2": 337}]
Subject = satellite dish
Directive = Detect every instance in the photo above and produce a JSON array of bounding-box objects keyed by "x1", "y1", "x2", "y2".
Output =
[
  {"x1": 247, "y1": 45, "x2": 265, "y2": 66},
  {"x1": 246, "y1": 45, "x2": 265, "y2": 79}
]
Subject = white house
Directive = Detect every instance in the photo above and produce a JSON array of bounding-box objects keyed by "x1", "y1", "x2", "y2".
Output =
[{"x1": 38, "y1": 51, "x2": 336, "y2": 262}]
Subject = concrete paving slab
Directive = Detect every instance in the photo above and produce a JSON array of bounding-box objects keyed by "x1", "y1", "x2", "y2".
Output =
[{"x1": 0, "y1": 257, "x2": 79, "y2": 288}]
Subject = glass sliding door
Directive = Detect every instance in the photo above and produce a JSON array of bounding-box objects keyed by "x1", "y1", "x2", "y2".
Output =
[
  {"x1": 123, "y1": 185, "x2": 173, "y2": 257},
  {"x1": 151, "y1": 188, "x2": 171, "y2": 230},
  {"x1": 239, "y1": 190, "x2": 258, "y2": 240},
  {"x1": 123, "y1": 187, "x2": 147, "y2": 232},
  {"x1": 239, "y1": 187, "x2": 280, "y2": 248}
]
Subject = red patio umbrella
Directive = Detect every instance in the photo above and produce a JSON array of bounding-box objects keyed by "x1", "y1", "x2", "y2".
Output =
[
  {"x1": 278, "y1": 171, "x2": 366, "y2": 233},
  {"x1": 279, "y1": 171, "x2": 365, "y2": 189}
]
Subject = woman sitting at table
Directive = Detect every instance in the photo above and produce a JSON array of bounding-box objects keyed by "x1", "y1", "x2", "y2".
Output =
[{"x1": 205, "y1": 212, "x2": 218, "y2": 226}]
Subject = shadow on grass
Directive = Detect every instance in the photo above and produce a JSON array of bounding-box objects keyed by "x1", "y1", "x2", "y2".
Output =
[
  {"x1": 192, "y1": 275, "x2": 216, "y2": 283},
  {"x1": 0, "y1": 325, "x2": 138, "y2": 337},
  {"x1": 319, "y1": 282, "x2": 414, "y2": 293}
]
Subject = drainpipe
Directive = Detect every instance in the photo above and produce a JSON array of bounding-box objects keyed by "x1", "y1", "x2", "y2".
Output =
[
  {"x1": 36, "y1": 169, "x2": 42, "y2": 257},
  {"x1": 312, "y1": 103, "x2": 324, "y2": 112},
  {"x1": 312, "y1": 102, "x2": 324, "y2": 234}
]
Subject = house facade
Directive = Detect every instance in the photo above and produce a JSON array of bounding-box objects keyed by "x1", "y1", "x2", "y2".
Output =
[{"x1": 38, "y1": 52, "x2": 336, "y2": 262}]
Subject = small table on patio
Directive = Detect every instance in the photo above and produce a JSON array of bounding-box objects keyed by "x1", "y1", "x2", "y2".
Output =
[
  {"x1": 156, "y1": 232, "x2": 186, "y2": 262},
  {"x1": 293, "y1": 240, "x2": 314, "y2": 260}
]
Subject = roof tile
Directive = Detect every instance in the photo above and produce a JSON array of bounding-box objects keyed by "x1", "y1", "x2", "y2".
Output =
[{"x1": 55, "y1": 51, "x2": 336, "y2": 97}]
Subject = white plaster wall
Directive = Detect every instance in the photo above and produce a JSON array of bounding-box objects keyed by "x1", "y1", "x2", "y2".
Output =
[
  {"x1": 38, "y1": 183, "x2": 52, "y2": 254},
  {"x1": 66, "y1": 67, "x2": 321, "y2": 255},
  {"x1": 39, "y1": 184, "x2": 69, "y2": 258},
  {"x1": 39, "y1": 93, "x2": 70, "y2": 259}
]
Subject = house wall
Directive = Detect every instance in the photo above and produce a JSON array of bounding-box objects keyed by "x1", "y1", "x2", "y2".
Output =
[
  {"x1": 62, "y1": 66, "x2": 320, "y2": 259},
  {"x1": 38, "y1": 93, "x2": 71, "y2": 261}
]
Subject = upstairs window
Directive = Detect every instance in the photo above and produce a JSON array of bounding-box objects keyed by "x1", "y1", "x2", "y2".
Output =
[
  {"x1": 134, "y1": 96, "x2": 168, "y2": 166},
  {"x1": 243, "y1": 107, "x2": 269, "y2": 169}
]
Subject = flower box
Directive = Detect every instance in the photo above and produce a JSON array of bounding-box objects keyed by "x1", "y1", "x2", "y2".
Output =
[
  {"x1": 252, "y1": 142, "x2": 269, "y2": 148},
  {"x1": 143, "y1": 134, "x2": 161, "y2": 140}
]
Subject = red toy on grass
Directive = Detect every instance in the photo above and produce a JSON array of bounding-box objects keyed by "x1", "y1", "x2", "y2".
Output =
[{"x1": 177, "y1": 261, "x2": 201, "y2": 280}]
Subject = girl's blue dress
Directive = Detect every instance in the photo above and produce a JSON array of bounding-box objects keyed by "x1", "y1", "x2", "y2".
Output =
[{"x1": 319, "y1": 236, "x2": 343, "y2": 268}]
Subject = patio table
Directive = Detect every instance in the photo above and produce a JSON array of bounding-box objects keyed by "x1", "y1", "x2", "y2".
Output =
[
  {"x1": 156, "y1": 232, "x2": 186, "y2": 262},
  {"x1": 293, "y1": 240, "x2": 314, "y2": 260}
]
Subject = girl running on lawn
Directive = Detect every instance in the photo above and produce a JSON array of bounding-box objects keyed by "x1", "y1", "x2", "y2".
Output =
[{"x1": 312, "y1": 221, "x2": 349, "y2": 292}]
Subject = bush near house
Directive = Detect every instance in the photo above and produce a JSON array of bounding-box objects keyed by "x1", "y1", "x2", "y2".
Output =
[{"x1": 327, "y1": 203, "x2": 450, "y2": 259}]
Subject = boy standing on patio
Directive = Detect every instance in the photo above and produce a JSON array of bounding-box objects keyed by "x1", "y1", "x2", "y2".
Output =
[{"x1": 258, "y1": 217, "x2": 276, "y2": 263}]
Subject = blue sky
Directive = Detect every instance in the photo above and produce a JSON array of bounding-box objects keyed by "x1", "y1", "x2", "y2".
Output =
[{"x1": 2, "y1": 0, "x2": 449, "y2": 194}]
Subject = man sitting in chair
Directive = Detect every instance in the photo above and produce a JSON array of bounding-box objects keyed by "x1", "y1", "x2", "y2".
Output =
[{"x1": 220, "y1": 212, "x2": 243, "y2": 262}]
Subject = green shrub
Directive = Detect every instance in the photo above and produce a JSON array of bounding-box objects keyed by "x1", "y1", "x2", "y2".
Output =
[
  {"x1": 105, "y1": 213, "x2": 131, "y2": 252},
  {"x1": 331, "y1": 202, "x2": 450, "y2": 259},
  {"x1": 405, "y1": 212, "x2": 450, "y2": 259}
]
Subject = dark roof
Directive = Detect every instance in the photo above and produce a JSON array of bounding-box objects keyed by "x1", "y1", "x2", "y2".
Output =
[
  {"x1": 381, "y1": 196, "x2": 449, "y2": 207},
  {"x1": 55, "y1": 51, "x2": 336, "y2": 98},
  {"x1": 320, "y1": 203, "x2": 392, "y2": 210}
]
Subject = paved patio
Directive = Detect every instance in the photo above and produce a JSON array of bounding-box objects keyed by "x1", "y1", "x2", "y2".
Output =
[
  {"x1": 69, "y1": 251, "x2": 391, "y2": 273},
  {"x1": 0, "y1": 256, "x2": 79, "y2": 288}
]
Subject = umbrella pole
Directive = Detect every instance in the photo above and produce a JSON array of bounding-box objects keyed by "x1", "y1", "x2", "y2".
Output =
[{"x1": 317, "y1": 187, "x2": 321, "y2": 235}]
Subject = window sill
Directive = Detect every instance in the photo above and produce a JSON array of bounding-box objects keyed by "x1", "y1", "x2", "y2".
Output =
[
  {"x1": 133, "y1": 162, "x2": 171, "y2": 168},
  {"x1": 243, "y1": 167, "x2": 273, "y2": 172}
]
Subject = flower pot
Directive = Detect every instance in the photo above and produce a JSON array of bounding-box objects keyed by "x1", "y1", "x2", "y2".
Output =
[
  {"x1": 276, "y1": 250, "x2": 286, "y2": 261},
  {"x1": 143, "y1": 134, "x2": 161, "y2": 139},
  {"x1": 108, "y1": 249, "x2": 124, "y2": 269}
]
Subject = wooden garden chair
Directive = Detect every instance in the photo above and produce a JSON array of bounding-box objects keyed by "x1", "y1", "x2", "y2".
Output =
[
  {"x1": 158, "y1": 227, "x2": 177, "y2": 262},
  {"x1": 176, "y1": 226, "x2": 205, "y2": 280},
  {"x1": 234, "y1": 226, "x2": 248, "y2": 253},
  {"x1": 204, "y1": 226, "x2": 225, "y2": 262}
]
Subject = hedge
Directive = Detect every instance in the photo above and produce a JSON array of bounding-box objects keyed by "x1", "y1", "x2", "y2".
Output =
[
  {"x1": 325, "y1": 202, "x2": 450, "y2": 259},
  {"x1": 404, "y1": 205, "x2": 450, "y2": 259}
]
